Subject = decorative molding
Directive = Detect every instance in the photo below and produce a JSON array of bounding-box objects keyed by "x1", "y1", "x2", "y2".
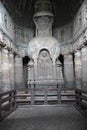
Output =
[{"x1": 60, "y1": 27, "x2": 87, "y2": 55}]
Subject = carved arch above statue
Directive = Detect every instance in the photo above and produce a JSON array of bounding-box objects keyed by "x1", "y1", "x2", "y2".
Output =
[{"x1": 38, "y1": 48, "x2": 52, "y2": 61}]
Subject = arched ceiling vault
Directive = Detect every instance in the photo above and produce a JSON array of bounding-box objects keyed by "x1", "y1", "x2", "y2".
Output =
[{"x1": 1, "y1": 0, "x2": 84, "y2": 28}]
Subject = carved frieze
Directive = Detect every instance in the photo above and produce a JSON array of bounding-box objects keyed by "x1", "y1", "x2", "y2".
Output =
[
  {"x1": 60, "y1": 28, "x2": 87, "y2": 55},
  {"x1": 0, "y1": 29, "x2": 24, "y2": 57},
  {"x1": 3, "y1": 34, "x2": 10, "y2": 47},
  {"x1": 83, "y1": 29, "x2": 87, "y2": 44}
]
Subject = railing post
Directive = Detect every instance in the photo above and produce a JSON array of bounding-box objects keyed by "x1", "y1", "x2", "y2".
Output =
[
  {"x1": 9, "y1": 92, "x2": 12, "y2": 110},
  {"x1": 75, "y1": 90, "x2": 79, "y2": 106},
  {"x1": 44, "y1": 88, "x2": 48, "y2": 105},
  {"x1": 75, "y1": 89, "x2": 87, "y2": 117},
  {"x1": 57, "y1": 84, "x2": 61, "y2": 104},
  {"x1": 31, "y1": 85, "x2": 35, "y2": 105},
  {"x1": 78, "y1": 91, "x2": 82, "y2": 109},
  {"x1": 14, "y1": 90, "x2": 17, "y2": 107},
  {"x1": 75, "y1": 89, "x2": 82, "y2": 108}
]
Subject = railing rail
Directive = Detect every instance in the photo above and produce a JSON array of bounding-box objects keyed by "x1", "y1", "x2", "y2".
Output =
[
  {"x1": 75, "y1": 88, "x2": 87, "y2": 117},
  {"x1": 0, "y1": 90, "x2": 18, "y2": 121},
  {"x1": 16, "y1": 87, "x2": 76, "y2": 105}
]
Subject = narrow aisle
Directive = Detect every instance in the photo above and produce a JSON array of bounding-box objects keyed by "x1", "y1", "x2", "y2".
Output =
[{"x1": 0, "y1": 106, "x2": 87, "y2": 130}]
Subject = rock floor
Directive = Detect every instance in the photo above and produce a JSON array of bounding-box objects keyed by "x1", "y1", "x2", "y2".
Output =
[{"x1": 0, "y1": 105, "x2": 87, "y2": 130}]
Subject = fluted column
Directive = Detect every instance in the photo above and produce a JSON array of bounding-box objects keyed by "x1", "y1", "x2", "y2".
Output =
[
  {"x1": 64, "y1": 54, "x2": 75, "y2": 88},
  {"x1": 9, "y1": 51, "x2": 15, "y2": 90},
  {"x1": 81, "y1": 46, "x2": 87, "y2": 88},
  {"x1": 2, "y1": 48, "x2": 10, "y2": 91},
  {"x1": 14, "y1": 55, "x2": 24, "y2": 90},
  {"x1": 0, "y1": 47, "x2": 2, "y2": 91},
  {"x1": 74, "y1": 51, "x2": 82, "y2": 88}
]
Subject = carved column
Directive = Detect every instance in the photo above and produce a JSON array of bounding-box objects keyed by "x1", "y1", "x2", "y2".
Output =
[
  {"x1": 0, "y1": 47, "x2": 2, "y2": 91},
  {"x1": 2, "y1": 48, "x2": 10, "y2": 91},
  {"x1": 34, "y1": 60, "x2": 38, "y2": 81},
  {"x1": 81, "y1": 46, "x2": 87, "y2": 88},
  {"x1": 74, "y1": 51, "x2": 82, "y2": 88},
  {"x1": 56, "y1": 60, "x2": 64, "y2": 86},
  {"x1": 64, "y1": 54, "x2": 75, "y2": 88},
  {"x1": 9, "y1": 51, "x2": 15, "y2": 90},
  {"x1": 14, "y1": 55, "x2": 24, "y2": 90},
  {"x1": 52, "y1": 59, "x2": 57, "y2": 80}
]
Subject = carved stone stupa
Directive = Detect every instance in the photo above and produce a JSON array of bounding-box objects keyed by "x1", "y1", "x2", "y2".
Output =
[{"x1": 28, "y1": 0, "x2": 63, "y2": 86}]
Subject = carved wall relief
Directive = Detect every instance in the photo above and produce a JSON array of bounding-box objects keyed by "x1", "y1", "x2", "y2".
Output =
[
  {"x1": 28, "y1": 49, "x2": 64, "y2": 85},
  {"x1": 37, "y1": 49, "x2": 52, "y2": 79},
  {"x1": 85, "y1": 5, "x2": 87, "y2": 20},
  {"x1": 28, "y1": 0, "x2": 62, "y2": 86},
  {"x1": 4, "y1": 14, "x2": 7, "y2": 29},
  {"x1": 79, "y1": 12, "x2": 82, "y2": 26}
]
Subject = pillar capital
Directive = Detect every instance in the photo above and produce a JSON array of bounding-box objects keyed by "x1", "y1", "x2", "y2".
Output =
[
  {"x1": 9, "y1": 49, "x2": 15, "y2": 55},
  {"x1": 64, "y1": 54, "x2": 73, "y2": 65},
  {"x1": 75, "y1": 50, "x2": 81, "y2": 56},
  {"x1": 81, "y1": 46, "x2": 87, "y2": 61},
  {"x1": 81, "y1": 46, "x2": 87, "y2": 54},
  {"x1": 64, "y1": 53, "x2": 73, "y2": 58},
  {"x1": 2, "y1": 47, "x2": 9, "y2": 54},
  {"x1": 75, "y1": 50, "x2": 81, "y2": 65}
]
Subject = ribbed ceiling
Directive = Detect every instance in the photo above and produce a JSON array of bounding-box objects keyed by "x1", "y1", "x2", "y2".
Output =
[{"x1": 1, "y1": 0, "x2": 84, "y2": 28}]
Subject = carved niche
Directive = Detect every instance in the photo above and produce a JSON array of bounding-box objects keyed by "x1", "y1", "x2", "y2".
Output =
[{"x1": 37, "y1": 49, "x2": 52, "y2": 79}]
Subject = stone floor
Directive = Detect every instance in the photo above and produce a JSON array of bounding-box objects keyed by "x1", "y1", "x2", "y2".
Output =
[{"x1": 0, "y1": 105, "x2": 87, "y2": 130}]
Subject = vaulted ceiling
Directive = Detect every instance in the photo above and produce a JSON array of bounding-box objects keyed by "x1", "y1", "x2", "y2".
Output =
[{"x1": 1, "y1": 0, "x2": 84, "y2": 28}]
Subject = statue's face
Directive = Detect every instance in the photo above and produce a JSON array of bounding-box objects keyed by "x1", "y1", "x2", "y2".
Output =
[{"x1": 41, "y1": 50, "x2": 48, "y2": 57}]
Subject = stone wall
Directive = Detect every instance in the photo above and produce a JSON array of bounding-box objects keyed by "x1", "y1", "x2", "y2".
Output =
[
  {"x1": 0, "y1": 2, "x2": 34, "y2": 56},
  {"x1": 53, "y1": 0, "x2": 87, "y2": 89},
  {"x1": 14, "y1": 25, "x2": 34, "y2": 47},
  {"x1": 0, "y1": 29, "x2": 25, "y2": 92},
  {"x1": 53, "y1": 0, "x2": 86, "y2": 44},
  {"x1": 0, "y1": 2, "x2": 15, "y2": 40}
]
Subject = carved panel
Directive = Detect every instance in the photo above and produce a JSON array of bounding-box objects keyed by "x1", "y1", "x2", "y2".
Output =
[{"x1": 37, "y1": 49, "x2": 52, "y2": 79}]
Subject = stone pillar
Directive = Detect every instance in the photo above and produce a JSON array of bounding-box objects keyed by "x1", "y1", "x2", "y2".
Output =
[
  {"x1": 34, "y1": 60, "x2": 37, "y2": 81},
  {"x1": 9, "y1": 51, "x2": 15, "y2": 90},
  {"x1": 81, "y1": 46, "x2": 87, "y2": 88},
  {"x1": 2, "y1": 48, "x2": 10, "y2": 91},
  {"x1": 64, "y1": 54, "x2": 75, "y2": 88},
  {"x1": 52, "y1": 59, "x2": 57, "y2": 80},
  {"x1": 56, "y1": 61, "x2": 64, "y2": 86},
  {"x1": 14, "y1": 55, "x2": 24, "y2": 90},
  {"x1": 74, "y1": 51, "x2": 82, "y2": 88},
  {"x1": 0, "y1": 47, "x2": 2, "y2": 91}
]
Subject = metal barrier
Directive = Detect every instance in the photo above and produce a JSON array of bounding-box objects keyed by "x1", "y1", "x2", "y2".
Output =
[
  {"x1": 75, "y1": 89, "x2": 87, "y2": 117},
  {"x1": 0, "y1": 90, "x2": 18, "y2": 121}
]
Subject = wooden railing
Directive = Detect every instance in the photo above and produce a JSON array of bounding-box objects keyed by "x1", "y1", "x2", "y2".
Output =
[
  {"x1": 75, "y1": 89, "x2": 87, "y2": 117},
  {"x1": 0, "y1": 90, "x2": 18, "y2": 121},
  {"x1": 16, "y1": 87, "x2": 76, "y2": 105}
]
